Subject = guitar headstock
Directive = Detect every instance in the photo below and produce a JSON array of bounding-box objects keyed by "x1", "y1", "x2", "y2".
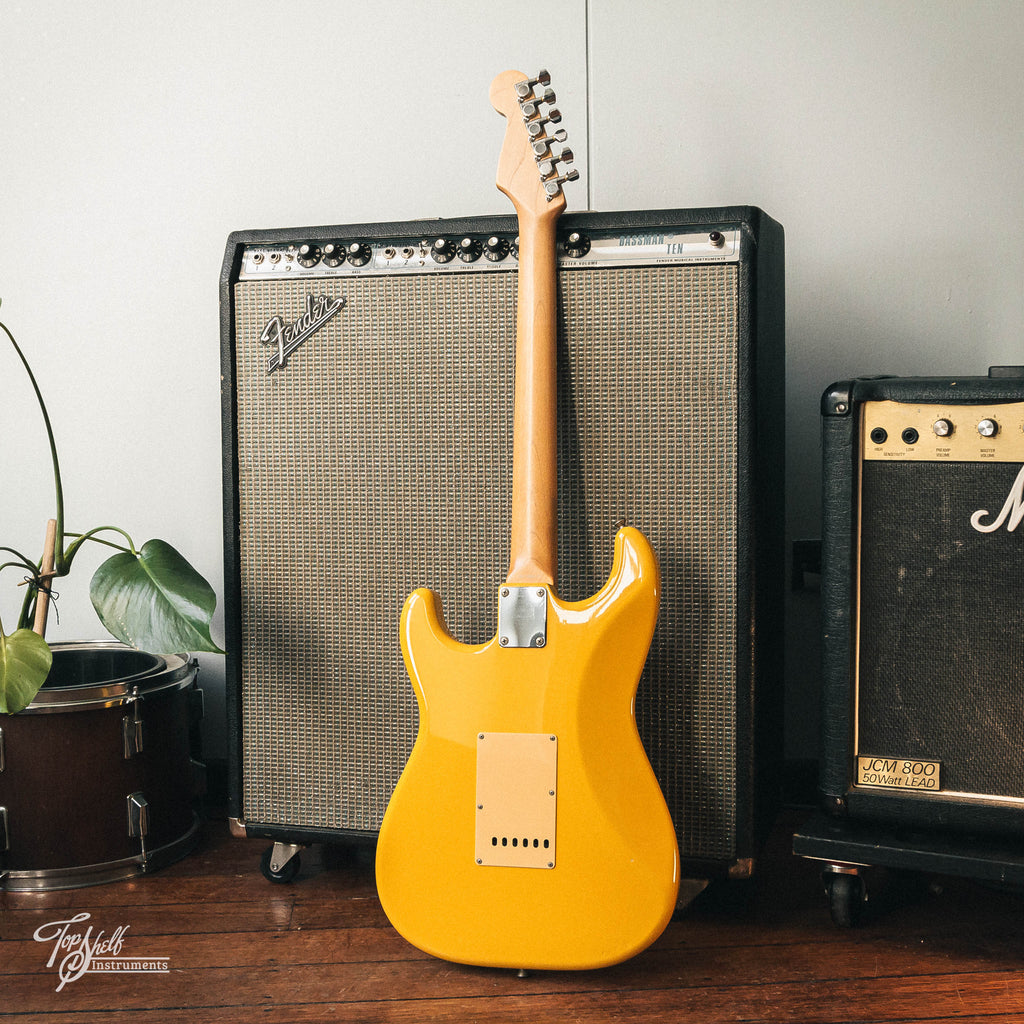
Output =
[{"x1": 490, "y1": 68, "x2": 578, "y2": 219}]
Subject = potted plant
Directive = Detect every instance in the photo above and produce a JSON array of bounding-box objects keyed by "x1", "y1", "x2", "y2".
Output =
[
  {"x1": 0, "y1": 306, "x2": 222, "y2": 889},
  {"x1": 0, "y1": 306, "x2": 222, "y2": 714}
]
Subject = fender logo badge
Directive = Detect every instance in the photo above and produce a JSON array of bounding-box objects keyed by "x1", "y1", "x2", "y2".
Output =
[{"x1": 260, "y1": 294, "x2": 346, "y2": 373}]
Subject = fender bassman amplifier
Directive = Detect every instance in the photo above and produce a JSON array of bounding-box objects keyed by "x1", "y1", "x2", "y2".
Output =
[
  {"x1": 820, "y1": 370, "x2": 1024, "y2": 836},
  {"x1": 220, "y1": 207, "x2": 784, "y2": 876}
]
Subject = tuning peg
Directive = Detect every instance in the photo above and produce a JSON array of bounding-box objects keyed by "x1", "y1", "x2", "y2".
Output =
[
  {"x1": 531, "y1": 128, "x2": 567, "y2": 157},
  {"x1": 520, "y1": 87, "x2": 556, "y2": 119},
  {"x1": 526, "y1": 110, "x2": 562, "y2": 138},
  {"x1": 543, "y1": 167, "x2": 579, "y2": 200},
  {"x1": 538, "y1": 148, "x2": 574, "y2": 178},
  {"x1": 514, "y1": 69, "x2": 551, "y2": 98}
]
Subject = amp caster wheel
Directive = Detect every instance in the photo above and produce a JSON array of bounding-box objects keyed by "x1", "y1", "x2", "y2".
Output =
[
  {"x1": 260, "y1": 842, "x2": 302, "y2": 884},
  {"x1": 825, "y1": 868, "x2": 867, "y2": 927}
]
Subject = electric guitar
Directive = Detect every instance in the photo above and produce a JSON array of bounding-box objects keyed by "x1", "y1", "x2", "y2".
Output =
[{"x1": 375, "y1": 69, "x2": 680, "y2": 971}]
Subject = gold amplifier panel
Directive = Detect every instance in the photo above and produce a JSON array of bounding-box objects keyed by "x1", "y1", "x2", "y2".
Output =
[{"x1": 862, "y1": 400, "x2": 1024, "y2": 462}]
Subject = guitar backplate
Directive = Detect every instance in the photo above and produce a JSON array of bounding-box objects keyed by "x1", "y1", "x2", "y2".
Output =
[{"x1": 475, "y1": 732, "x2": 557, "y2": 869}]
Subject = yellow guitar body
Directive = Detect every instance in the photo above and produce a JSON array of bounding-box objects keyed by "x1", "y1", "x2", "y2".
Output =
[
  {"x1": 376, "y1": 69, "x2": 679, "y2": 970},
  {"x1": 375, "y1": 527, "x2": 680, "y2": 970}
]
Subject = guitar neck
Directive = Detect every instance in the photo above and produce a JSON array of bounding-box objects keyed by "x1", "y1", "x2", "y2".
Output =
[
  {"x1": 506, "y1": 208, "x2": 559, "y2": 587},
  {"x1": 489, "y1": 67, "x2": 576, "y2": 588}
]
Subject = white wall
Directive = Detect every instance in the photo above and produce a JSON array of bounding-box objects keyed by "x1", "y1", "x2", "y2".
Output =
[{"x1": 2, "y1": 1, "x2": 1021, "y2": 759}]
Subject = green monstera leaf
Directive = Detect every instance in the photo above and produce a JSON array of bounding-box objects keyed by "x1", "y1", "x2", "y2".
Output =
[
  {"x1": 0, "y1": 626, "x2": 53, "y2": 714},
  {"x1": 90, "y1": 539, "x2": 223, "y2": 655}
]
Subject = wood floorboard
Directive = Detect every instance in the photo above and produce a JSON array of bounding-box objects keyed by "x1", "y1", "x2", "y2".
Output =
[{"x1": 4, "y1": 810, "x2": 1024, "y2": 1023}]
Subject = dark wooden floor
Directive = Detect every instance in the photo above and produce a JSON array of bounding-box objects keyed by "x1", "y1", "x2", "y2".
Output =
[{"x1": 4, "y1": 808, "x2": 1024, "y2": 1023}]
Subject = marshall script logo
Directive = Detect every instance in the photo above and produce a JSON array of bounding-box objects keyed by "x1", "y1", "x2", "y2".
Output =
[
  {"x1": 260, "y1": 294, "x2": 346, "y2": 372},
  {"x1": 970, "y1": 464, "x2": 1024, "y2": 534}
]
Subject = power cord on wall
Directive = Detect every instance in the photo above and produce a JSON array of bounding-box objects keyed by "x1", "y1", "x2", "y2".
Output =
[{"x1": 585, "y1": 0, "x2": 593, "y2": 211}]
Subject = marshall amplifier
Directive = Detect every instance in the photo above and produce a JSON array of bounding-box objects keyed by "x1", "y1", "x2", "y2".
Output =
[
  {"x1": 819, "y1": 370, "x2": 1024, "y2": 837},
  {"x1": 220, "y1": 206, "x2": 784, "y2": 877}
]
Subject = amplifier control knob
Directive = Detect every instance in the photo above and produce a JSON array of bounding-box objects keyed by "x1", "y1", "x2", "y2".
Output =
[
  {"x1": 978, "y1": 418, "x2": 999, "y2": 438},
  {"x1": 431, "y1": 238, "x2": 456, "y2": 263},
  {"x1": 296, "y1": 243, "x2": 321, "y2": 268},
  {"x1": 563, "y1": 231, "x2": 591, "y2": 259},
  {"x1": 932, "y1": 418, "x2": 954, "y2": 437},
  {"x1": 457, "y1": 237, "x2": 482, "y2": 263},
  {"x1": 346, "y1": 242, "x2": 372, "y2": 267},
  {"x1": 484, "y1": 235, "x2": 510, "y2": 262},
  {"x1": 322, "y1": 242, "x2": 346, "y2": 268}
]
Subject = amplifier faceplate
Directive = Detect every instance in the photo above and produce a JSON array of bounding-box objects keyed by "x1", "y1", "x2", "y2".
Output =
[
  {"x1": 222, "y1": 208, "x2": 784, "y2": 868},
  {"x1": 236, "y1": 228, "x2": 741, "y2": 281}
]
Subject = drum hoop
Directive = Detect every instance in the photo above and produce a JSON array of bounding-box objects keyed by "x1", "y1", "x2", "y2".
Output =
[
  {"x1": 0, "y1": 813, "x2": 202, "y2": 891},
  {"x1": 22, "y1": 641, "x2": 198, "y2": 714}
]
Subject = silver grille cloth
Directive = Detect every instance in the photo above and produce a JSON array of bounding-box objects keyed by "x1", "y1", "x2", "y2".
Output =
[{"x1": 234, "y1": 264, "x2": 738, "y2": 859}]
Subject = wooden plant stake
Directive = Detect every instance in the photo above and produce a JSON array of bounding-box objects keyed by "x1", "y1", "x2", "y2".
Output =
[{"x1": 32, "y1": 518, "x2": 58, "y2": 638}]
